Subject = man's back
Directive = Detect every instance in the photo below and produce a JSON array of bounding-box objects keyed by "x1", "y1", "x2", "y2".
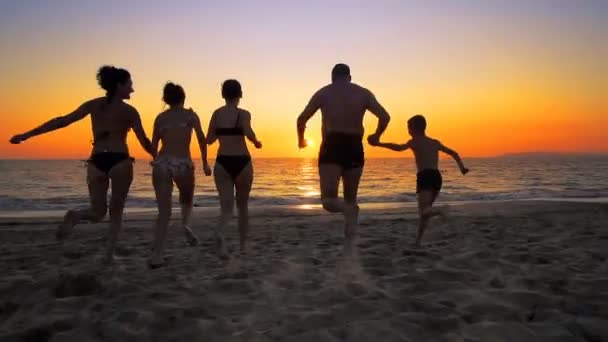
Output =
[{"x1": 317, "y1": 82, "x2": 370, "y2": 136}]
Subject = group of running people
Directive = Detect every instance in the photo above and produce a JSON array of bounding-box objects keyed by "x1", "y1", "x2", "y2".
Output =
[{"x1": 10, "y1": 63, "x2": 468, "y2": 267}]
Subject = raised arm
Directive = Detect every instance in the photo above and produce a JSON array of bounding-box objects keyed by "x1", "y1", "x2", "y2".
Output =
[
  {"x1": 375, "y1": 141, "x2": 411, "y2": 152},
  {"x1": 366, "y1": 91, "x2": 391, "y2": 145},
  {"x1": 438, "y1": 141, "x2": 469, "y2": 175},
  {"x1": 9, "y1": 100, "x2": 93, "y2": 144},
  {"x1": 243, "y1": 111, "x2": 262, "y2": 149},
  {"x1": 191, "y1": 111, "x2": 212, "y2": 175},
  {"x1": 296, "y1": 91, "x2": 322, "y2": 148},
  {"x1": 128, "y1": 107, "x2": 154, "y2": 157}
]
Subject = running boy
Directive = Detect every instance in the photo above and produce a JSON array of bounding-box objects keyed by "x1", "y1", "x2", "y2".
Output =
[{"x1": 370, "y1": 115, "x2": 469, "y2": 246}]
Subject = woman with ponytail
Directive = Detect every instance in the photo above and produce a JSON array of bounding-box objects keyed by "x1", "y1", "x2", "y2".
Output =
[{"x1": 9, "y1": 65, "x2": 155, "y2": 264}]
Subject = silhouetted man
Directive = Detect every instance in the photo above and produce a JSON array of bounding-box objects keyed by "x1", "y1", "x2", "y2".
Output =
[{"x1": 297, "y1": 63, "x2": 390, "y2": 253}]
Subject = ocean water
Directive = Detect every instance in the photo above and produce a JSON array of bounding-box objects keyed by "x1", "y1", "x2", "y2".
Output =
[{"x1": 1, "y1": 156, "x2": 607, "y2": 215}]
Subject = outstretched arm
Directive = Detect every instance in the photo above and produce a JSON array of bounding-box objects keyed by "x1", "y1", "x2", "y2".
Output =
[
  {"x1": 243, "y1": 111, "x2": 262, "y2": 149},
  {"x1": 366, "y1": 92, "x2": 391, "y2": 144},
  {"x1": 191, "y1": 111, "x2": 211, "y2": 174},
  {"x1": 375, "y1": 141, "x2": 410, "y2": 152},
  {"x1": 296, "y1": 91, "x2": 321, "y2": 148},
  {"x1": 10, "y1": 101, "x2": 93, "y2": 144},
  {"x1": 438, "y1": 141, "x2": 469, "y2": 175},
  {"x1": 129, "y1": 108, "x2": 154, "y2": 157}
]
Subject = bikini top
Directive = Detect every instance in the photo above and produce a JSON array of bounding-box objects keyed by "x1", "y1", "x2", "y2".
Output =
[
  {"x1": 159, "y1": 122, "x2": 190, "y2": 133},
  {"x1": 215, "y1": 112, "x2": 244, "y2": 136}
]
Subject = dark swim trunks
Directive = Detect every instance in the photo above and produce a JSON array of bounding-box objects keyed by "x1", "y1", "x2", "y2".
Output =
[
  {"x1": 318, "y1": 132, "x2": 364, "y2": 169},
  {"x1": 416, "y1": 169, "x2": 443, "y2": 193}
]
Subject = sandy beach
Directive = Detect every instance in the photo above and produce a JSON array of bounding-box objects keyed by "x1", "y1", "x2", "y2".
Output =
[{"x1": 1, "y1": 200, "x2": 607, "y2": 341}]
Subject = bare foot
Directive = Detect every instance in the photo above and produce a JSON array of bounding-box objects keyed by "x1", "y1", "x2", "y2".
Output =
[
  {"x1": 237, "y1": 248, "x2": 248, "y2": 260},
  {"x1": 102, "y1": 253, "x2": 115, "y2": 265},
  {"x1": 56, "y1": 210, "x2": 76, "y2": 240},
  {"x1": 421, "y1": 205, "x2": 449, "y2": 221},
  {"x1": 102, "y1": 242, "x2": 118, "y2": 265},
  {"x1": 183, "y1": 226, "x2": 199, "y2": 246},
  {"x1": 343, "y1": 238, "x2": 354, "y2": 257},
  {"x1": 215, "y1": 234, "x2": 229, "y2": 260},
  {"x1": 148, "y1": 255, "x2": 166, "y2": 269},
  {"x1": 218, "y1": 250, "x2": 230, "y2": 261},
  {"x1": 438, "y1": 205, "x2": 450, "y2": 220}
]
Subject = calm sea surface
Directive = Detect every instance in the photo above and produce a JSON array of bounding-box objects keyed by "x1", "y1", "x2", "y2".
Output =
[{"x1": 1, "y1": 156, "x2": 607, "y2": 215}]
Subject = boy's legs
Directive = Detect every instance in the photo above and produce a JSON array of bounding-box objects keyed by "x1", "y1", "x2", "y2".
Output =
[
  {"x1": 414, "y1": 169, "x2": 445, "y2": 246},
  {"x1": 415, "y1": 190, "x2": 441, "y2": 246}
]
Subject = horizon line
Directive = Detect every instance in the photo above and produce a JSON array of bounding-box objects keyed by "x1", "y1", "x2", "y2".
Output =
[{"x1": 1, "y1": 152, "x2": 607, "y2": 161}]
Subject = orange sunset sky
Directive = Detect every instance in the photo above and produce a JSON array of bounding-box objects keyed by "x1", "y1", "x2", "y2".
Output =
[{"x1": 1, "y1": 0, "x2": 606, "y2": 159}]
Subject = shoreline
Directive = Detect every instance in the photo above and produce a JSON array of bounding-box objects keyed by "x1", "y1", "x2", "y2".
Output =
[{"x1": 1, "y1": 197, "x2": 607, "y2": 222}]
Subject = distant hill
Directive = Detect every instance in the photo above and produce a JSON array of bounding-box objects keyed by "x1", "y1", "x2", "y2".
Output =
[{"x1": 497, "y1": 152, "x2": 608, "y2": 158}]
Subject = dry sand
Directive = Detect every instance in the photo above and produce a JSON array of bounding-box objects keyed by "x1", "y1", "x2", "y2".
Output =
[{"x1": 0, "y1": 201, "x2": 607, "y2": 342}]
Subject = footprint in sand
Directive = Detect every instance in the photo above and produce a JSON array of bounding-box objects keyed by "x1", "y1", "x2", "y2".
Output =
[
  {"x1": 62, "y1": 249, "x2": 84, "y2": 260},
  {"x1": 305, "y1": 256, "x2": 323, "y2": 266},
  {"x1": 53, "y1": 273, "x2": 102, "y2": 298},
  {"x1": 113, "y1": 245, "x2": 135, "y2": 257},
  {"x1": 429, "y1": 240, "x2": 448, "y2": 248},
  {"x1": 0, "y1": 301, "x2": 19, "y2": 321}
]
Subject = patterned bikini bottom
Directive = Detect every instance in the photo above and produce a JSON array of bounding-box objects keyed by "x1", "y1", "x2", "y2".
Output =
[{"x1": 151, "y1": 156, "x2": 194, "y2": 176}]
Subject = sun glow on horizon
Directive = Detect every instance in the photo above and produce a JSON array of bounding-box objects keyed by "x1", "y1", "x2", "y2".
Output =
[{"x1": 0, "y1": 1, "x2": 606, "y2": 159}]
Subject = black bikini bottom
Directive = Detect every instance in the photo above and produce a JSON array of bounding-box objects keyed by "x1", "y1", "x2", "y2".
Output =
[
  {"x1": 216, "y1": 155, "x2": 251, "y2": 181},
  {"x1": 88, "y1": 152, "x2": 133, "y2": 174}
]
